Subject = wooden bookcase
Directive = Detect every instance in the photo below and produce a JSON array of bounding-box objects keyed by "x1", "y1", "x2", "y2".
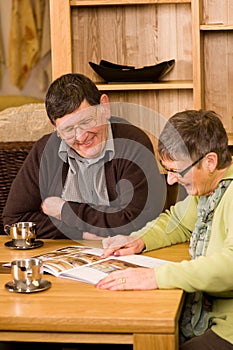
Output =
[{"x1": 49, "y1": 0, "x2": 233, "y2": 143}]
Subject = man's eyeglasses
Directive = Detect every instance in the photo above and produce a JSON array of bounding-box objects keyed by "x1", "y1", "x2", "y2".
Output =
[
  {"x1": 58, "y1": 106, "x2": 99, "y2": 140},
  {"x1": 160, "y1": 154, "x2": 206, "y2": 178}
]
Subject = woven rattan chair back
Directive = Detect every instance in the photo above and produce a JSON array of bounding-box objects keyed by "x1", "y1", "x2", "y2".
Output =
[{"x1": 0, "y1": 142, "x2": 34, "y2": 234}]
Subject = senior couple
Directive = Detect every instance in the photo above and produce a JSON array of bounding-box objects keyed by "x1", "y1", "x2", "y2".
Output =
[{"x1": 4, "y1": 73, "x2": 233, "y2": 350}]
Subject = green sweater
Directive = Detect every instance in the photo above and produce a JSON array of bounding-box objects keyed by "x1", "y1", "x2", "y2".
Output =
[{"x1": 131, "y1": 163, "x2": 233, "y2": 343}]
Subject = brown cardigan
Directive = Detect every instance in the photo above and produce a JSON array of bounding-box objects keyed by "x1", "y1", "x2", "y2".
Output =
[{"x1": 3, "y1": 117, "x2": 167, "y2": 239}]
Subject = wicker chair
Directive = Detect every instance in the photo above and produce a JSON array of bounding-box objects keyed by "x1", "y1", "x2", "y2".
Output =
[
  {"x1": 0, "y1": 141, "x2": 34, "y2": 234},
  {"x1": 0, "y1": 102, "x2": 53, "y2": 234}
]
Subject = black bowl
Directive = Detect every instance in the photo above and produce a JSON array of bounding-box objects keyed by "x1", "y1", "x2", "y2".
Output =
[
  {"x1": 89, "y1": 59, "x2": 175, "y2": 83},
  {"x1": 99, "y1": 59, "x2": 135, "y2": 70}
]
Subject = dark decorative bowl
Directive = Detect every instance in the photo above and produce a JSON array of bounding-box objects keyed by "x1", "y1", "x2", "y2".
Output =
[
  {"x1": 89, "y1": 59, "x2": 175, "y2": 83},
  {"x1": 99, "y1": 59, "x2": 135, "y2": 70}
]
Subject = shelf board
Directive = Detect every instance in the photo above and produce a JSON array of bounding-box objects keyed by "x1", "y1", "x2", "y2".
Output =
[
  {"x1": 200, "y1": 24, "x2": 233, "y2": 31},
  {"x1": 70, "y1": 0, "x2": 191, "y2": 6},
  {"x1": 96, "y1": 81, "x2": 193, "y2": 91}
]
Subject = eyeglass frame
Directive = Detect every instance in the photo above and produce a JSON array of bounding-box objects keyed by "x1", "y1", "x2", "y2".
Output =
[
  {"x1": 159, "y1": 154, "x2": 207, "y2": 178},
  {"x1": 56, "y1": 105, "x2": 101, "y2": 140}
]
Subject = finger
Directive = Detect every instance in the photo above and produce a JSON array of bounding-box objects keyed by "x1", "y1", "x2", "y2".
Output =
[
  {"x1": 102, "y1": 237, "x2": 111, "y2": 248},
  {"x1": 101, "y1": 245, "x2": 132, "y2": 259},
  {"x1": 112, "y1": 246, "x2": 136, "y2": 256},
  {"x1": 101, "y1": 247, "x2": 120, "y2": 258},
  {"x1": 96, "y1": 275, "x2": 127, "y2": 290}
]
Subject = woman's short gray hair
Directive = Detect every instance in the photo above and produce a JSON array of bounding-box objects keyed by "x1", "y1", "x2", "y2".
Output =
[{"x1": 158, "y1": 109, "x2": 232, "y2": 169}]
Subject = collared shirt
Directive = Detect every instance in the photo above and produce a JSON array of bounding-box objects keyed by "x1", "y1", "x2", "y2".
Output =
[{"x1": 58, "y1": 122, "x2": 115, "y2": 205}]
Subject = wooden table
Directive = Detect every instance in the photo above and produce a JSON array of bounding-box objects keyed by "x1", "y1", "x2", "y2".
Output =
[{"x1": 0, "y1": 236, "x2": 190, "y2": 350}]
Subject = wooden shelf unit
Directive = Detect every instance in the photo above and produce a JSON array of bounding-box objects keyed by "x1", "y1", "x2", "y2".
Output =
[{"x1": 49, "y1": 0, "x2": 233, "y2": 142}]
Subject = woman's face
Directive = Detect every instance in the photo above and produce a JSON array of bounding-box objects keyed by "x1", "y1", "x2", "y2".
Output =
[
  {"x1": 55, "y1": 99, "x2": 109, "y2": 158},
  {"x1": 160, "y1": 156, "x2": 216, "y2": 196}
]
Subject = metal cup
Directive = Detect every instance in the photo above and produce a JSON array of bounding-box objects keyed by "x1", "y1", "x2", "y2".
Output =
[
  {"x1": 4, "y1": 222, "x2": 36, "y2": 248},
  {"x1": 11, "y1": 258, "x2": 43, "y2": 291}
]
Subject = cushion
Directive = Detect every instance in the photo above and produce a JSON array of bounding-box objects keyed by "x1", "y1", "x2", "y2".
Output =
[{"x1": 0, "y1": 103, "x2": 53, "y2": 142}]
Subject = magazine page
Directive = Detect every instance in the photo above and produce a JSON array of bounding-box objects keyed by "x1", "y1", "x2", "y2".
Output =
[
  {"x1": 61, "y1": 253, "x2": 171, "y2": 284},
  {"x1": 33, "y1": 245, "x2": 104, "y2": 277},
  {"x1": 3, "y1": 245, "x2": 171, "y2": 282}
]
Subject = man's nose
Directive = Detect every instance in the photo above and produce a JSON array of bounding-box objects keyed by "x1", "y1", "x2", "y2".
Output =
[{"x1": 74, "y1": 126, "x2": 86, "y2": 139}]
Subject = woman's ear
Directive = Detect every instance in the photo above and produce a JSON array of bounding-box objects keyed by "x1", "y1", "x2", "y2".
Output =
[
  {"x1": 205, "y1": 152, "x2": 218, "y2": 173},
  {"x1": 100, "y1": 94, "x2": 110, "y2": 120}
]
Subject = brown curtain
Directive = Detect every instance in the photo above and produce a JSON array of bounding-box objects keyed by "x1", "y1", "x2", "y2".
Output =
[
  {"x1": 8, "y1": 0, "x2": 42, "y2": 89},
  {"x1": 0, "y1": 18, "x2": 5, "y2": 86}
]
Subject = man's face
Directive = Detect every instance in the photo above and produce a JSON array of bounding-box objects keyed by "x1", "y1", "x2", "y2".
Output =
[{"x1": 55, "y1": 100, "x2": 109, "y2": 158}]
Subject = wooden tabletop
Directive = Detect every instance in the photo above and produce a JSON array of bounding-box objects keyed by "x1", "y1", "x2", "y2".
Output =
[{"x1": 0, "y1": 236, "x2": 190, "y2": 349}]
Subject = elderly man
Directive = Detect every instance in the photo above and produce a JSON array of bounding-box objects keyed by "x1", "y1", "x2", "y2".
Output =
[{"x1": 3, "y1": 73, "x2": 166, "y2": 240}]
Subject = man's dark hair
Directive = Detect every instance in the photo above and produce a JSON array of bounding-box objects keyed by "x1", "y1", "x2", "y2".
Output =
[{"x1": 45, "y1": 73, "x2": 102, "y2": 124}]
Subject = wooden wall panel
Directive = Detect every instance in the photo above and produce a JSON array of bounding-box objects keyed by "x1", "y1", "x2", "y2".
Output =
[
  {"x1": 203, "y1": 32, "x2": 233, "y2": 132},
  {"x1": 202, "y1": 0, "x2": 233, "y2": 24},
  {"x1": 102, "y1": 90, "x2": 193, "y2": 139},
  {"x1": 157, "y1": 4, "x2": 192, "y2": 80},
  {"x1": 201, "y1": 0, "x2": 233, "y2": 132},
  {"x1": 72, "y1": 4, "x2": 192, "y2": 80}
]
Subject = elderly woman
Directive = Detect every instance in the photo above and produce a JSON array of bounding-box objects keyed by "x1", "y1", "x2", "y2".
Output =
[{"x1": 97, "y1": 110, "x2": 233, "y2": 350}]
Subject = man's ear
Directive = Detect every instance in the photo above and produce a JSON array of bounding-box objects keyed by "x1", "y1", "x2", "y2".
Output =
[
  {"x1": 100, "y1": 94, "x2": 110, "y2": 120},
  {"x1": 49, "y1": 119, "x2": 56, "y2": 127}
]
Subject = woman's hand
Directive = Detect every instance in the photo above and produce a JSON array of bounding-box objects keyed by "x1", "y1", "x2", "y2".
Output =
[
  {"x1": 101, "y1": 235, "x2": 145, "y2": 258},
  {"x1": 96, "y1": 267, "x2": 158, "y2": 291}
]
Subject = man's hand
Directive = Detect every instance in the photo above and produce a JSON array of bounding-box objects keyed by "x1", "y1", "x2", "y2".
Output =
[
  {"x1": 41, "y1": 197, "x2": 65, "y2": 220},
  {"x1": 82, "y1": 232, "x2": 103, "y2": 240}
]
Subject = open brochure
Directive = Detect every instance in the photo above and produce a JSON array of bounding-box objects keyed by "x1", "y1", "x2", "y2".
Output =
[{"x1": 30, "y1": 245, "x2": 171, "y2": 284}]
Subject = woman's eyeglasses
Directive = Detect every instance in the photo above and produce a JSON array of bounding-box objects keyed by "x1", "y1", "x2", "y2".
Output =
[{"x1": 160, "y1": 154, "x2": 206, "y2": 178}]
